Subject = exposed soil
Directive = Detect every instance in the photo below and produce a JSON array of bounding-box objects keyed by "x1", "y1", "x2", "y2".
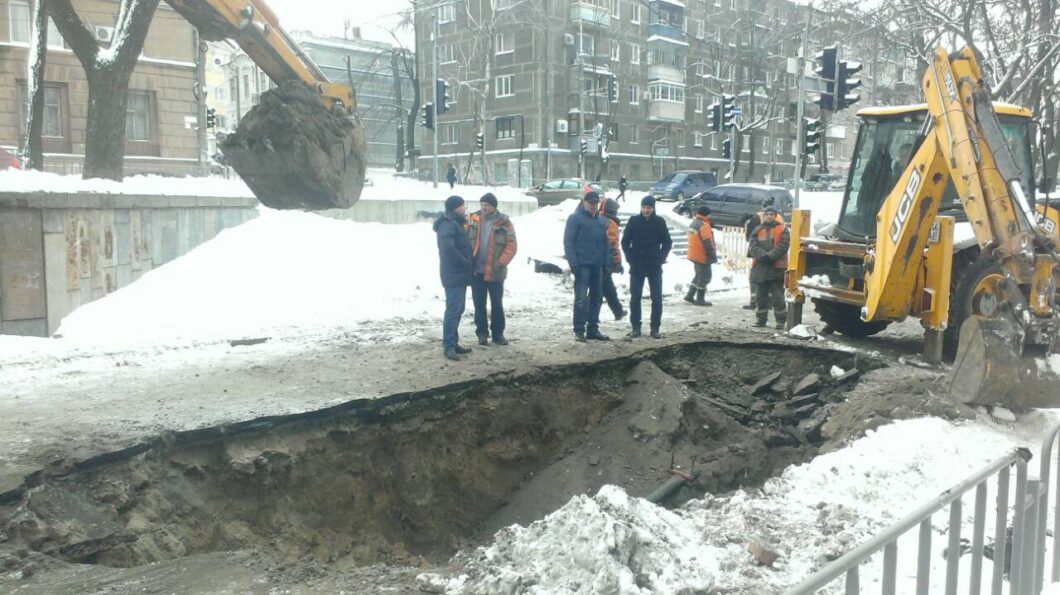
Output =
[
  {"x1": 221, "y1": 81, "x2": 367, "y2": 210},
  {"x1": 0, "y1": 338, "x2": 982, "y2": 593}
]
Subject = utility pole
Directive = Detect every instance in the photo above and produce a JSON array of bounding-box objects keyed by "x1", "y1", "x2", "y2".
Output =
[
  {"x1": 793, "y1": 2, "x2": 811, "y2": 208},
  {"x1": 194, "y1": 32, "x2": 208, "y2": 177},
  {"x1": 431, "y1": 13, "x2": 440, "y2": 189}
]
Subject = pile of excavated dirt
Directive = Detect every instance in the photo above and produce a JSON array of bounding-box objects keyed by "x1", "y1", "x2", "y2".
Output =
[
  {"x1": 0, "y1": 339, "x2": 980, "y2": 593},
  {"x1": 220, "y1": 81, "x2": 367, "y2": 210}
]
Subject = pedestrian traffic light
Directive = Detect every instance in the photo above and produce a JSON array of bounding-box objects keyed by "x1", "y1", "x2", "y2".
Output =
[
  {"x1": 422, "y1": 102, "x2": 434, "y2": 130},
  {"x1": 608, "y1": 75, "x2": 618, "y2": 103},
  {"x1": 815, "y1": 45, "x2": 838, "y2": 111},
  {"x1": 722, "y1": 137, "x2": 732, "y2": 159},
  {"x1": 580, "y1": 138, "x2": 588, "y2": 155},
  {"x1": 710, "y1": 103, "x2": 722, "y2": 133},
  {"x1": 721, "y1": 94, "x2": 736, "y2": 130},
  {"x1": 435, "y1": 79, "x2": 450, "y2": 114},
  {"x1": 836, "y1": 60, "x2": 863, "y2": 110},
  {"x1": 475, "y1": 131, "x2": 484, "y2": 151},
  {"x1": 803, "y1": 118, "x2": 822, "y2": 155},
  {"x1": 206, "y1": 107, "x2": 216, "y2": 129}
]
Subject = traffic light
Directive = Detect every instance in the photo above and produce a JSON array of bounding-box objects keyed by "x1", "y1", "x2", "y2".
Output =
[
  {"x1": 435, "y1": 79, "x2": 450, "y2": 114},
  {"x1": 475, "y1": 131, "x2": 484, "y2": 151},
  {"x1": 580, "y1": 138, "x2": 588, "y2": 155},
  {"x1": 815, "y1": 45, "x2": 838, "y2": 112},
  {"x1": 803, "y1": 118, "x2": 822, "y2": 155},
  {"x1": 206, "y1": 107, "x2": 216, "y2": 129},
  {"x1": 422, "y1": 102, "x2": 434, "y2": 130},
  {"x1": 710, "y1": 103, "x2": 722, "y2": 133},
  {"x1": 608, "y1": 75, "x2": 618, "y2": 103},
  {"x1": 836, "y1": 60, "x2": 863, "y2": 111},
  {"x1": 721, "y1": 94, "x2": 736, "y2": 130},
  {"x1": 722, "y1": 137, "x2": 732, "y2": 159}
]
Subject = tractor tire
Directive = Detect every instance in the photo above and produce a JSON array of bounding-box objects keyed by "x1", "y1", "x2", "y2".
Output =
[
  {"x1": 813, "y1": 299, "x2": 891, "y2": 338},
  {"x1": 943, "y1": 250, "x2": 1003, "y2": 360}
]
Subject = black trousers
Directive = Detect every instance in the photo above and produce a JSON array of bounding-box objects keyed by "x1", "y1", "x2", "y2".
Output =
[
  {"x1": 471, "y1": 274, "x2": 505, "y2": 339},
  {"x1": 602, "y1": 272, "x2": 623, "y2": 317}
]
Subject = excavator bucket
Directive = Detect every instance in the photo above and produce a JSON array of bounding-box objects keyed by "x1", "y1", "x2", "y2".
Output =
[
  {"x1": 949, "y1": 316, "x2": 1060, "y2": 409},
  {"x1": 220, "y1": 81, "x2": 367, "y2": 210}
]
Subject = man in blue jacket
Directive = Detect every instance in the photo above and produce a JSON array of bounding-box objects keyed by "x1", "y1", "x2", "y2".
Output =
[
  {"x1": 433, "y1": 195, "x2": 475, "y2": 360},
  {"x1": 563, "y1": 191, "x2": 611, "y2": 341}
]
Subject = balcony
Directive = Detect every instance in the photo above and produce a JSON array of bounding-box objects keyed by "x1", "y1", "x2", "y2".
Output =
[
  {"x1": 570, "y1": 1, "x2": 610, "y2": 28},
  {"x1": 648, "y1": 22, "x2": 685, "y2": 43},
  {"x1": 571, "y1": 54, "x2": 613, "y2": 75},
  {"x1": 648, "y1": 64, "x2": 684, "y2": 83},
  {"x1": 569, "y1": 94, "x2": 612, "y2": 117},
  {"x1": 648, "y1": 100, "x2": 685, "y2": 122}
]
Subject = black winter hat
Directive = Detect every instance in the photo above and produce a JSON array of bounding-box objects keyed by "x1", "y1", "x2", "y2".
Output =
[
  {"x1": 641, "y1": 196, "x2": 656, "y2": 208},
  {"x1": 697, "y1": 205, "x2": 712, "y2": 217},
  {"x1": 479, "y1": 192, "x2": 498, "y2": 207},
  {"x1": 583, "y1": 191, "x2": 601, "y2": 203},
  {"x1": 764, "y1": 205, "x2": 779, "y2": 215},
  {"x1": 445, "y1": 195, "x2": 465, "y2": 212}
]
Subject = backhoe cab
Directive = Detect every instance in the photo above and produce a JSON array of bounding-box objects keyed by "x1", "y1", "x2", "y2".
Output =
[{"x1": 786, "y1": 47, "x2": 1060, "y2": 409}]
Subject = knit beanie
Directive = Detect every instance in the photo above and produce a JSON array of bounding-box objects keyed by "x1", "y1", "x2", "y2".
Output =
[
  {"x1": 697, "y1": 205, "x2": 712, "y2": 217},
  {"x1": 445, "y1": 195, "x2": 465, "y2": 212},
  {"x1": 583, "y1": 191, "x2": 601, "y2": 203},
  {"x1": 479, "y1": 192, "x2": 498, "y2": 207},
  {"x1": 641, "y1": 196, "x2": 656, "y2": 208}
]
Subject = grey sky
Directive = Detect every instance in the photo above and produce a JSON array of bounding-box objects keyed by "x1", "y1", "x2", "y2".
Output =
[{"x1": 267, "y1": 0, "x2": 413, "y2": 46}]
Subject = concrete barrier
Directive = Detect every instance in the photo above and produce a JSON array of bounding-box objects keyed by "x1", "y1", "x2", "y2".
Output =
[{"x1": 0, "y1": 192, "x2": 258, "y2": 337}]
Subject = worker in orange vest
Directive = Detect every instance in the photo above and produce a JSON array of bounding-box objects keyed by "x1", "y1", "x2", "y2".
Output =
[
  {"x1": 684, "y1": 206, "x2": 716, "y2": 306},
  {"x1": 749, "y1": 205, "x2": 789, "y2": 329}
]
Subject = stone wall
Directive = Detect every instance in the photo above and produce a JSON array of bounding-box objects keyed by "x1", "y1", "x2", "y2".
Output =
[{"x1": 0, "y1": 192, "x2": 257, "y2": 336}]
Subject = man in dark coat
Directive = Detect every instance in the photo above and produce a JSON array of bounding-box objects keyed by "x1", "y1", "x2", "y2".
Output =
[
  {"x1": 743, "y1": 196, "x2": 776, "y2": 310},
  {"x1": 749, "y1": 205, "x2": 790, "y2": 329},
  {"x1": 622, "y1": 196, "x2": 672, "y2": 338},
  {"x1": 446, "y1": 163, "x2": 458, "y2": 190},
  {"x1": 563, "y1": 191, "x2": 611, "y2": 341},
  {"x1": 433, "y1": 195, "x2": 474, "y2": 360},
  {"x1": 617, "y1": 174, "x2": 628, "y2": 203}
]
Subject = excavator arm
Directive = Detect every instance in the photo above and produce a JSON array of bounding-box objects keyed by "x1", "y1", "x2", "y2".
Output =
[
  {"x1": 862, "y1": 47, "x2": 1060, "y2": 406},
  {"x1": 165, "y1": 0, "x2": 367, "y2": 209}
]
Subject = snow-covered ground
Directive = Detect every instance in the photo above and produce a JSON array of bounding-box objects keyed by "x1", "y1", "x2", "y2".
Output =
[{"x1": 427, "y1": 413, "x2": 1060, "y2": 594}]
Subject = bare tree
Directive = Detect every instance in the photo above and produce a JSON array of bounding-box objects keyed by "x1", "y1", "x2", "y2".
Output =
[
  {"x1": 49, "y1": 0, "x2": 161, "y2": 180},
  {"x1": 21, "y1": 0, "x2": 49, "y2": 170}
]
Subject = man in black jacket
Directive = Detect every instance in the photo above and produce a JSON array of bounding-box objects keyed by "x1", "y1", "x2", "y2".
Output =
[
  {"x1": 433, "y1": 195, "x2": 475, "y2": 360},
  {"x1": 622, "y1": 196, "x2": 672, "y2": 338}
]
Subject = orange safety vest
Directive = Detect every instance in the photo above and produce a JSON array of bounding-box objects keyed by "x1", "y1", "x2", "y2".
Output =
[
  {"x1": 754, "y1": 222, "x2": 788, "y2": 269},
  {"x1": 687, "y1": 214, "x2": 716, "y2": 265}
]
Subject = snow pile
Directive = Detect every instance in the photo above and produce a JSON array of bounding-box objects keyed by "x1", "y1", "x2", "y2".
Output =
[
  {"x1": 455, "y1": 485, "x2": 719, "y2": 594},
  {"x1": 447, "y1": 416, "x2": 1054, "y2": 594},
  {"x1": 0, "y1": 169, "x2": 255, "y2": 197}
]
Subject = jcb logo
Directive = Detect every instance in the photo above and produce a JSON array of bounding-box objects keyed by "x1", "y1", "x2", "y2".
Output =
[{"x1": 889, "y1": 169, "x2": 922, "y2": 244}]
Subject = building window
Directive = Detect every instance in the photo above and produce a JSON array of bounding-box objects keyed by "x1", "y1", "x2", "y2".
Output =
[
  {"x1": 629, "y1": 83, "x2": 640, "y2": 105},
  {"x1": 648, "y1": 82, "x2": 684, "y2": 103},
  {"x1": 675, "y1": 128, "x2": 685, "y2": 148},
  {"x1": 242, "y1": 74, "x2": 250, "y2": 100},
  {"x1": 495, "y1": 32, "x2": 512, "y2": 54},
  {"x1": 775, "y1": 138, "x2": 784, "y2": 155},
  {"x1": 694, "y1": 94, "x2": 704, "y2": 113},
  {"x1": 696, "y1": 19, "x2": 705, "y2": 38},
  {"x1": 630, "y1": 43, "x2": 640, "y2": 64},
  {"x1": 827, "y1": 142, "x2": 835, "y2": 158},
  {"x1": 610, "y1": 41, "x2": 620, "y2": 62},
  {"x1": 496, "y1": 116, "x2": 515, "y2": 139},
  {"x1": 693, "y1": 132, "x2": 703, "y2": 148},
  {"x1": 714, "y1": 60, "x2": 721, "y2": 78},
  {"x1": 19, "y1": 84, "x2": 62, "y2": 137},
  {"x1": 629, "y1": 124, "x2": 639, "y2": 144},
  {"x1": 125, "y1": 91, "x2": 152, "y2": 141},
  {"x1": 9, "y1": 0, "x2": 30, "y2": 43},
  {"x1": 695, "y1": 61, "x2": 707, "y2": 77},
  {"x1": 742, "y1": 137, "x2": 750, "y2": 153},
  {"x1": 46, "y1": 18, "x2": 66, "y2": 49},
  {"x1": 440, "y1": 43, "x2": 456, "y2": 63},
  {"x1": 229, "y1": 77, "x2": 238, "y2": 102},
  {"x1": 610, "y1": 0, "x2": 620, "y2": 18},
  {"x1": 579, "y1": 33, "x2": 594, "y2": 56},
  {"x1": 495, "y1": 74, "x2": 514, "y2": 98},
  {"x1": 631, "y1": 4, "x2": 641, "y2": 24},
  {"x1": 763, "y1": 136, "x2": 771, "y2": 154},
  {"x1": 711, "y1": 134, "x2": 718, "y2": 150},
  {"x1": 438, "y1": 4, "x2": 455, "y2": 24},
  {"x1": 443, "y1": 123, "x2": 458, "y2": 145}
]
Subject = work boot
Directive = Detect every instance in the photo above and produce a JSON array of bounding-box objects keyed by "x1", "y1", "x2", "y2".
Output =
[
  {"x1": 683, "y1": 287, "x2": 697, "y2": 304},
  {"x1": 775, "y1": 316, "x2": 787, "y2": 331},
  {"x1": 444, "y1": 349, "x2": 463, "y2": 361},
  {"x1": 629, "y1": 327, "x2": 641, "y2": 338},
  {"x1": 753, "y1": 317, "x2": 767, "y2": 328},
  {"x1": 586, "y1": 331, "x2": 610, "y2": 341},
  {"x1": 694, "y1": 290, "x2": 712, "y2": 307},
  {"x1": 614, "y1": 308, "x2": 627, "y2": 321},
  {"x1": 455, "y1": 344, "x2": 472, "y2": 354},
  {"x1": 650, "y1": 329, "x2": 662, "y2": 339},
  {"x1": 478, "y1": 334, "x2": 489, "y2": 346},
  {"x1": 575, "y1": 332, "x2": 587, "y2": 342},
  {"x1": 492, "y1": 335, "x2": 509, "y2": 346},
  {"x1": 742, "y1": 303, "x2": 757, "y2": 310}
]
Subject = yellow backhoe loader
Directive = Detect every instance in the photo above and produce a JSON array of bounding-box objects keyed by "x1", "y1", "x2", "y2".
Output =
[
  {"x1": 786, "y1": 47, "x2": 1060, "y2": 408},
  {"x1": 166, "y1": 0, "x2": 367, "y2": 209}
]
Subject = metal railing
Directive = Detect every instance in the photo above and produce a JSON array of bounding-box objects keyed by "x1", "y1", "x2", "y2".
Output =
[
  {"x1": 1029, "y1": 422, "x2": 1060, "y2": 592},
  {"x1": 785, "y1": 448, "x2": 1033, "y2": 595}
]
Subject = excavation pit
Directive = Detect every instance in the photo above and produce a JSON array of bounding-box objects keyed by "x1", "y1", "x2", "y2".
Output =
[{"x1": 0, "y1": 340, "x2": 890, "y2": 576}]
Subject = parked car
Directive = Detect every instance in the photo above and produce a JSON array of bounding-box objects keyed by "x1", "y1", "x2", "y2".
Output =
[
  {"x1": 805, "y1": 172, "x2": 842, "y2": 191},
  {"x1": 525, "y1": 179, "x2": 604, "y2": 206},
  {"x1": 676, "y1": 184, "x2": 794, "y2": 227},
  {"x1": 0, "y1": 147, "x2": 21, "y2": 171},
  {"x1": 649, "y1": 171, "x2": 717, "y2": 202}
]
